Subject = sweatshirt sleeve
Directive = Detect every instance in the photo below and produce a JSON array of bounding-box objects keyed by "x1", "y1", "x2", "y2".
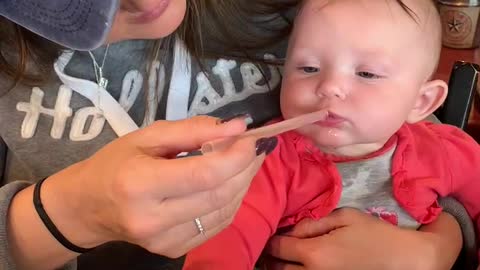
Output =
[
  {"x1": 439, "y1": 197, "x2": 478, "y2": 270},
  {"x1": 0, "y1": 181, "x2": 77, "y2": 270},
  {"x1": 431, "y1": 124, "x2": 480, "y2": 266},
  {"x1": 0, "y1": 181, "x2": 32, "y2": 269},
  {"x1": 183, "y1": 138, "x2": 292, "y2": 270}
]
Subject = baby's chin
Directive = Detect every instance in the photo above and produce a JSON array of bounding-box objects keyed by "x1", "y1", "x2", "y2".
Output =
[
  {"x1": 299, "y1": 128, "x2": 385, "y2": 157},
  {"x1": 298, "y1": 127, "x2": 349, "y2": 148}
]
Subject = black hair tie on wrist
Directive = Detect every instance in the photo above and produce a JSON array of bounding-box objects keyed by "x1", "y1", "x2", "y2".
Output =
[{"x1": 33, "y1": 177, "x2": 94, "y2": 253}]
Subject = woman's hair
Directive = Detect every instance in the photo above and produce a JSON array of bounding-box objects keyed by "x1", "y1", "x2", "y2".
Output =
[
  {"x1": 0, "y1": 16, "x2": 62, "y2": 90},
  {"x1": 180, "y1": 0, "x2": 298, "y2": 60},
  {"x1": 0, "y1": 0, "x2": 417, "y2": 91}
]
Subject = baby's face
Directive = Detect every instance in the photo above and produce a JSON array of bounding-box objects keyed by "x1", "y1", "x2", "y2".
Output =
[{"x1": 281, "y1": 0, "x2": 437, "y2": 156}]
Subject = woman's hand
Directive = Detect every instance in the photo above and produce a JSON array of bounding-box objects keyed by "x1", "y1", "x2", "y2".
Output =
[
  {"x1": 266, "y1": 208, "x2": 462, "y2": 270},
  {"x1": 9, "y1": 116, "x2": 274, "y2": 269}
]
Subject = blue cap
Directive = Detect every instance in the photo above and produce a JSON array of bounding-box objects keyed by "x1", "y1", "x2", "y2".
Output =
[{"x1": 0, "y1": 0, "x2": 120, "y2": 50}]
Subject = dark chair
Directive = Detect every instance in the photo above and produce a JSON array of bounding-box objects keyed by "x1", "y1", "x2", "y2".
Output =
[
  {"x1": 435, "y1": 61, "x2": 479, "y2": 130},
  {"x1": 434, "y1": 61, "x2": 479, "y2": 270}
]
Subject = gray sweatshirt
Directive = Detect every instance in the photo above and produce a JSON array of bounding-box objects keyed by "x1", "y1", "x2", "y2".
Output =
[
  {"x1": 0, "y1": 39, "x2": 476, "y2": 270},
  {"x1": 0, "y1": 38, "x2": 286, "y2": 269}
]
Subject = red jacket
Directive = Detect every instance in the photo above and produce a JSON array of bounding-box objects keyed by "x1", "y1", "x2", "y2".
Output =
[{"x1": 184, "y1": 122, "x2": 480, "y2": 270}]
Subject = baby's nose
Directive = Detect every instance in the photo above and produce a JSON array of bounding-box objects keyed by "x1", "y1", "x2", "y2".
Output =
[{"x1": 316, "y1": 81, "x2": 347, "y2": 100}]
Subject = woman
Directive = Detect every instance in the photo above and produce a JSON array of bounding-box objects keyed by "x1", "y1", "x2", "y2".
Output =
[{"x1": 0, "y1": 0, "x2": 468, "y2": 269}]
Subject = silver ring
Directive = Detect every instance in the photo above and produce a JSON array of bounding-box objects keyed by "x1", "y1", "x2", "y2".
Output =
[{"x1": 194, "y1": 217, "x2": 206, "y2": 236}]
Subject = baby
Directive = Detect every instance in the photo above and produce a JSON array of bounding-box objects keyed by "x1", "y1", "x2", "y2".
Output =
[{"x1": 184, "y1": 0, "x2": 480, "y2": 269}]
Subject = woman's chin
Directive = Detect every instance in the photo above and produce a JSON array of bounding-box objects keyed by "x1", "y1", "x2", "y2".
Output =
[{"x1": 108, "y1": 0, "x2": 186, "y2": 42}]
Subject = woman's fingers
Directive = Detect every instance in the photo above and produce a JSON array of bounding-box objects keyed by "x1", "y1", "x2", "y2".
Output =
[
  {"x1": 140, "y1": 186, "x2": 248, "y2": 257},
  {"x1": 108, "y1": 137, "x2": 269, "y2": 251},
  {"x1": 286, "y1": 208, "x2": 362, "y2": 238},
  {"x1": 266, "y1": 235, "x2": 308, "y2": 263},
  {"x1": 132, "y1": 116, "x2": 248, "y2": 155},
  {"x1": 171, "y1": 213, "x2": 234, "y2": 258},
  {"x1": 172, "y1": 208, "x2": 243, "y2": 258},
  {"x1": 140, "y1": 153, "x2": 266, "y2": 257},
  {"x1": 117, "y1": 135, "x2": 259, "y2": 200},
  {"x1": 158, "y1": 154, "x2": 265, "y2": 227},
  {"x1": 159, "y1": 136, "x2": 259, "y2": 196},
  {"x1": 78, "y1": 116, "x2": 277, "y2": 257}
]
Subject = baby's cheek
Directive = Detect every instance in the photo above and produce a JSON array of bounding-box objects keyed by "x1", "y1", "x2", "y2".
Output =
[
  {"x1": 362, "y1": 114, "x2": 403, "y2": 139},
  {"x1": 281, "y1": 95, "x2": 311, "y2": 117}
]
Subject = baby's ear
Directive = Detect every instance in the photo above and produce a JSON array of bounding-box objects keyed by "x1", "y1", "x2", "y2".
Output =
[{"x1": 407, "y1": 79, "x2": 448, "y2": 123}]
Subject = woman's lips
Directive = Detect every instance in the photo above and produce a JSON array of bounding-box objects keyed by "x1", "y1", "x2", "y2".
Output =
[{"x1": 127, "y1": 0, "x2": 171, "y2": 24}]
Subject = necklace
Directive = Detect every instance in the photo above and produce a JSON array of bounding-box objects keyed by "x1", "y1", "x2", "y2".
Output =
[
  {"x1": 88, "y1": 44, "x2": 110, "y2": 89},
  {"x1": 87, "y1": 44, "x2": 110, "y2": 115}
]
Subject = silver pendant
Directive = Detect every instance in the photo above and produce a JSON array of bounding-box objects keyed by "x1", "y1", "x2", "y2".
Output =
[{"x1": 98, "y1": 77, "x2": 109, "y2": 89}]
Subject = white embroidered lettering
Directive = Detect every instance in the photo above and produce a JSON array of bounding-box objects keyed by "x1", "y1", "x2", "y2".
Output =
[
  {"x1": 241, "y1": 54, "x2": 280, "y2": 93},
  {"x1": 212, "y1": 59, "x2": 237, "y2": 98},
  {"x1": 16, "y1": 86, "x2": 73, "y2": 139},
  {"x1": 120, "y1": 70, "x2": 143, "y2": 112},
  {"x1": 189, "y1": 54, "x2": 281, "y2": 116},
  {"x1": 189, "y1": 72, "x2": 223, "y2": 116},
  {"x1": 69, "y1": 107, "x2": 106, "y2": 141}
]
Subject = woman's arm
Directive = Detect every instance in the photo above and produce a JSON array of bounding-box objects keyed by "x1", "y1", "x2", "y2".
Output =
[
  {"x1": 266, "y1": 208, "x2": 462, "y2": 270},
  {"x1": 7, "y1": 179, "x2": 82, "y2": 270},
  {"x1": 418, "y1": 209, "x2": 463, "y2": 270},
  {"x1": 5, "y1": 116, "x2": 270, "y2": 270}
]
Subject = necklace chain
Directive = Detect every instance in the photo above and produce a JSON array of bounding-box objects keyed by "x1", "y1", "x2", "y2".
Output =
[
  {"x1": 88, "y1": 44, "x2": 110, "y2": 89},
  {"x1": 87, "y1": 44, "x2": 110, "y2": 115}
]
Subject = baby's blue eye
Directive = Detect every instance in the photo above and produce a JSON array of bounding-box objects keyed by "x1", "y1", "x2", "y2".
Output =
[
  {"x1": 300, "y1": 66, "x2": 319, "y2": 73},
  {"x1": 357, "y1": 71, "x2": 381, "y2": 79}
]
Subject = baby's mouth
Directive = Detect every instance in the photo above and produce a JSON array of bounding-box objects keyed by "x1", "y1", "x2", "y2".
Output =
[{"x1": 315, "y1": 111, "x2": 346, "y2": 127}]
